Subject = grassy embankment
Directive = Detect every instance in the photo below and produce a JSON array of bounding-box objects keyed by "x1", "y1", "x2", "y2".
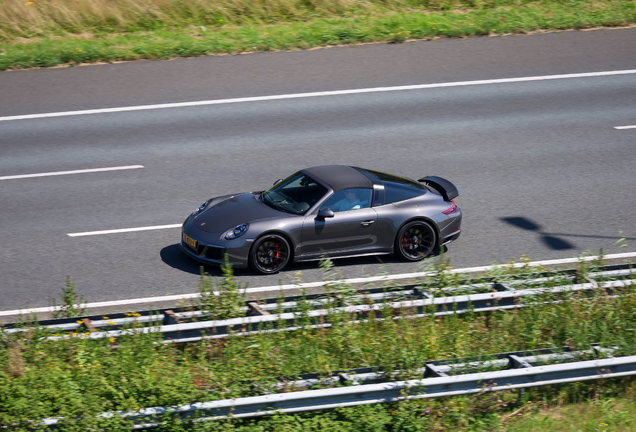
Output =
[
  {"x1": 2, "y1": 255, "x2": 636, "y2": 430},
  {"x1": 0, "y1": 0, "x2": 635, "y2": 70}
]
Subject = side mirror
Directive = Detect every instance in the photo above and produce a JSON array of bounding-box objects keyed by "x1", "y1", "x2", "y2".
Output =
[
  {"x1": 316, "y1": 208, "x2": 334, "y2": 220},
  {"x1": 273, "y1": 179, "x2": 283, "y2": 186}
]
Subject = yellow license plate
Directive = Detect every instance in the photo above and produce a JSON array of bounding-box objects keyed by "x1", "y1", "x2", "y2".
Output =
[{"x1": 183, "y1": 233, "x2": 197, "y2": 249}]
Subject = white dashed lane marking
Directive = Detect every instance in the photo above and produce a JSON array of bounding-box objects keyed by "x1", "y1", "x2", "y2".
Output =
[
  {"x1": 68, "y1": 223, "x2": 182, "y2": 237},
  {"x1": 0, "y1": 165, "x2": 144, "y2": 181}
]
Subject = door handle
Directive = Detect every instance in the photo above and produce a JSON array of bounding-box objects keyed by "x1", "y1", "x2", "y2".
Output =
[{"x1": 360, "y1": 220, "x2": 375, "y2": 227}]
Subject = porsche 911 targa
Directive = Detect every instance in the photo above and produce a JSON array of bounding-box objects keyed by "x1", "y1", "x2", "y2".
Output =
[{"x1": 180, "y1": 165, "x2": 461, "y2": 274}]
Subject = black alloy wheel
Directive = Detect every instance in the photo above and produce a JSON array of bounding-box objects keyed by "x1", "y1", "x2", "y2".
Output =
[
  {"x1": 395, "y1": 221, "x2": 436, "y2": 261},
  {"x1": 250, "y1": 234, "x2": 291, "y2": 274}
]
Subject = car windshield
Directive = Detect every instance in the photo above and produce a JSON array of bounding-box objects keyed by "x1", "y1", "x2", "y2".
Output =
[{"x1": 262, "y1": 172, "x2": 328, "y2": 215}]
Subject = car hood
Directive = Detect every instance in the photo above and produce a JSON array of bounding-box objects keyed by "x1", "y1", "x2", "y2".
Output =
[{"x1": 189, "y1": 192, "x2": 290, "y2": 234}]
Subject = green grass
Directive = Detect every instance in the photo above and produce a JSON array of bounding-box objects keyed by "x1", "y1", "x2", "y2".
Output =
[
  {"x1": 502, "y1": 396, "x2": 636, "y2": 431},
  {"x1": 2, "y1": 256, "x2": 636, "y2": 430},
  {"x1": 0, "y1": 0, "x2": 635, "y2": 70},
  {"x1": 162, "y1": 386, "x2": 636, "y2": 431}
]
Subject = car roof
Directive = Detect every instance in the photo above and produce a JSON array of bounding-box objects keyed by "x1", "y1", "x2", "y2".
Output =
[{"x1": 303, "y1": 165, "x2": 374, "y2": 192}]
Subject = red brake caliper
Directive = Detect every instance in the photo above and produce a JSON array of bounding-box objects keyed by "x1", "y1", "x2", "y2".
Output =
[
  {"x1": 402, "y1": 236, "x2": 408, "y2": 249},
  {"x1": 274, "y1": 243, "x2": 280, "y2": 263}
]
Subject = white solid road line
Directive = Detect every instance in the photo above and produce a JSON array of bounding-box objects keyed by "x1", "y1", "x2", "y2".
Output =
[
  {"x1": 2, "y1": 251, "x2": 636, "y2": 318},
  {"x1": 615, "y1": 125, "x2": 636, "y2": 129},
  {"x1": 0, "y1": 165, "x2": 144, "y2": 181},
  {"x1": 2, "y1": 69, "x2": 636, "y2": 122},
  {"x1": 68, "y1": 224, "x2": 182, "y2": 237}
]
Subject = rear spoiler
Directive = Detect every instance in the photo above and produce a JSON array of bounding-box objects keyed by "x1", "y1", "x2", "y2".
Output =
[{"x1": 417, "y1": 176, "x2": 459, "y2": 201}]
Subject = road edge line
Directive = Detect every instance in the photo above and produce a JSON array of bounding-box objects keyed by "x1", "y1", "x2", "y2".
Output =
[{"x1": 2, "y1": 251, "x2": 635, "y2": 318}]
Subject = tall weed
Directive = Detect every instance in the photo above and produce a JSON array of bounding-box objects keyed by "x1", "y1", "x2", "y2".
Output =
[
  {"x1": 197, "y1": 255, "x2": 246, "y2": 320},
  {"x1": 50, "y1": 275, "x2": 85, "y2": 318}
]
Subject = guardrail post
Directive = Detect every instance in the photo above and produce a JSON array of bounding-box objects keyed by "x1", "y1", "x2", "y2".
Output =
[
  {"x1": 575, "y1": 270, "x2": 599, "y2": 285},
  {"x1": 339, "y1": 373, "x2": 360, "y2": 386},
  {"x1": 592, "y1": 344, "x2": 615, "y2": 358},
  {"x1": 333, "y1": 294, "x2": 348, "y2": 307},
  {"x1": 81, "y1": 318, "x2": 95, "y2": 332},
  {"x1": 575, "y1": 269, "x2": 582, "y2": 284},
  {"x1": 493, "y1": 283, "x2": 516, "y2": 292},
  {"x1": 162, "y1": 310, "x2": 182, "y2": 325},
  {"x1": 247, "y1": 302, "x2": 270, "y2": 317},
  {"x1": 414, "y1": 288, "x2": 434, "y2": 300},
  {"x1": 508, "y1": 354, "x2": 533, "y2": 369},
  {"x1": 508, "y1": 354, "x2": 532, "y2": 401},
  {"x1": 425, "y1": 363, "x2": 448, "y2": 378}
]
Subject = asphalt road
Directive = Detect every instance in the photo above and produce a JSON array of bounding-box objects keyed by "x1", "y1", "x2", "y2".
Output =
[{"x1": 1, "y1": 28, "x2": 636, "y2": 312}]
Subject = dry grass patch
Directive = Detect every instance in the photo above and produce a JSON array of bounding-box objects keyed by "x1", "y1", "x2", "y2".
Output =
[{"x1": 0, "y1": 0, "x2": 406, "y2": 41}]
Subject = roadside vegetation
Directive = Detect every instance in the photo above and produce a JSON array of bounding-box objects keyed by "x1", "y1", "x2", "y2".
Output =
[
  {"x1": 49, "y1": 276, "x2": 85, "y2": 319},
  {"x1": 0, "y1": 0, "x2": 635, "y2": 70},
  {"x1": 2, "y1": 253, "x2": 636, "y2": 430}
]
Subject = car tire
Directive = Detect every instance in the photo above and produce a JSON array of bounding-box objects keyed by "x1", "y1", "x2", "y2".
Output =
[
  {"x1": 395, "y1": 220, "x2": 437, "y2": 262},
  {"x1": 249, "y1": 234, "x2": 291, "y2": 275}
]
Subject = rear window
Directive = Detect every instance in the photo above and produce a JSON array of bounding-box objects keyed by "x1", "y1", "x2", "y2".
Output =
[
  {"x1": 384, "y1": 182, "x2": 426, "y2": 204},
  {"x1": 354, "y1": 168, "x2": 426, "y2": 205}
]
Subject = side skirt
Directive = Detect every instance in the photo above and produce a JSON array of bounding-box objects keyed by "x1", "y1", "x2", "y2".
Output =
[{"x1": 294, "y1": 251, "x2": 393, "y2": 263}]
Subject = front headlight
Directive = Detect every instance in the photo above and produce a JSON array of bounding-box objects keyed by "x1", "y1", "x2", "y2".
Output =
[
  {"x1": 225, "y1": 223, "x2": 249, "y2": 240},
  {"x1": 192, "y1": 199, "x2": 213, "y2": 216}
]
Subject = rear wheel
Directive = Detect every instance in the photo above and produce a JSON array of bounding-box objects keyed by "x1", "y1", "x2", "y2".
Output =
[
  {"x1": 395, "y1": 221, "x2": 436, "y2": 261},
  {"x1": 250, "y1": 234, "x2": 291, "y2": 274}
]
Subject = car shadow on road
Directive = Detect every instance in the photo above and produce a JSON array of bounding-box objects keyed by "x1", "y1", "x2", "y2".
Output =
[
  {"x1": 159, "y1": 244, "x2": 226, "y2": 276},
  {"x1": 160, "y1": 243, "x2": 446, "y2": 277}
]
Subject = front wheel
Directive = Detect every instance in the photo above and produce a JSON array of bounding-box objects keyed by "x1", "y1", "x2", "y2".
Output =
[
  {"x1": 395, "y1": 221, "x2": 437, "y2": 261},
  {"x1": 249, "y1": 234, "x2": 291, "y2": 274}
]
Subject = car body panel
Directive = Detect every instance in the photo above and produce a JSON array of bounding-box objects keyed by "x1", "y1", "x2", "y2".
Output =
[
  {"x1": 192, "y1": 192, "x2": 291, "y2": 236},
  {"x1": 298, "y1": 207, "x2": 379, "y2": 258}
]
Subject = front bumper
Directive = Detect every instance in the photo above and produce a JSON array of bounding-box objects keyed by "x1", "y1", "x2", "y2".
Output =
[{"x1": 180, "y1": 226, "x2": 251, "y2": 269}]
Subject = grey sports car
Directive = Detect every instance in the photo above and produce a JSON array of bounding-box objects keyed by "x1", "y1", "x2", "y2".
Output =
[{"x1": 180, "y1": 165, "x2": 461, "y2": 274}]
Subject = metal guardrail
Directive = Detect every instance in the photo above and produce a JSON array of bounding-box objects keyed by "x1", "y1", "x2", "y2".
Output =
[
  {"x1": 3, "y1": 267, "x2": 634, "y2": 344},
  {"x1": 34, "y1": 344, "x2": 634, "y2": 428},
  {"x1": 259, "y1": 344, "x2": 617, "y2": 391},
  {"x1": 30, "y1": 277, "x2": 633, "y2": 344}
]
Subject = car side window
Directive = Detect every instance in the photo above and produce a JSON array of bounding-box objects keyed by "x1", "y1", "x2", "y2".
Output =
[{"x1": 320, "y1": 188, "x2": 372, "y2": 213}]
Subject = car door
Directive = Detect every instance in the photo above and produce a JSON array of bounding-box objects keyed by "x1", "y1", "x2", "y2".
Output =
[{"x1": 299, "y1": 188, "x2": 378, "y2": 257}]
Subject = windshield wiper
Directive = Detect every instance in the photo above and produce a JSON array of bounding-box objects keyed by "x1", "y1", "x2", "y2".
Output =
[
  {"x1": 262, "y1": 195, "x2": 282, "y2": 211},
  {"x1": 263, "y1": 195, "x2": 295, "y2": 214}
]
